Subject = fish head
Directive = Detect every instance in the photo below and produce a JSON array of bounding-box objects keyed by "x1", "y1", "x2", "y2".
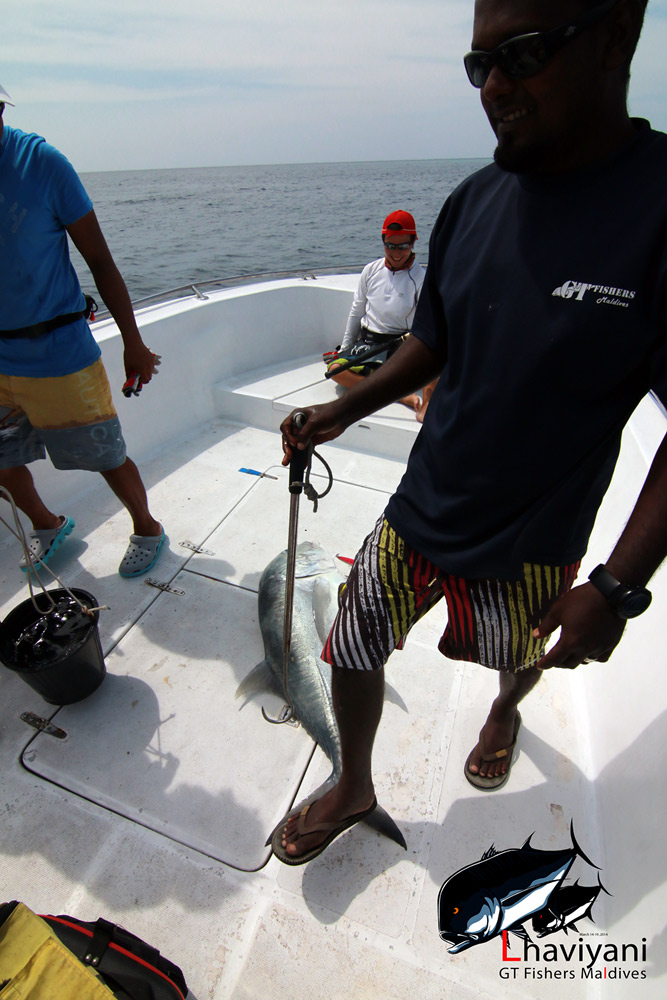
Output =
[
  {"x1": 532, "y1": 907, "x2": 559, "y2": 937},
  {"x1": 438, "y1": 875, "x2": 498, "y2": 952},
  {"x1": 258, "y1": 541, "x2": 334, "y2": 594},
  {"x1": 294, "y1": 540, "x2": 337, "y2": 578}
]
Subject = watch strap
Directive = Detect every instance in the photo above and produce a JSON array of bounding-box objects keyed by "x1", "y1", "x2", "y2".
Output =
[{"x1": 588, "y1": 564, "x2": 622, "y2": 600}]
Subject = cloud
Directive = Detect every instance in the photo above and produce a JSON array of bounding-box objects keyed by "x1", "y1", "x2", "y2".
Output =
[{"x1": 2, "y1": 0, "x2": 665, "y2": 172}]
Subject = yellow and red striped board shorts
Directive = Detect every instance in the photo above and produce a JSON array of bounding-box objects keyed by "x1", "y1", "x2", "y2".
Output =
[
  {"x1": 322, "y1": 517, "x2": 581, "y2": 672},
  {"x1": 0, "y1": 359, "x2": 126, "y2": 472}
]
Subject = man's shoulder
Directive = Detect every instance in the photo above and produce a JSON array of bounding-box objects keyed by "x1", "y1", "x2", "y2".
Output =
[
  {"x1": 3, "y1": 127, "x2": 70, "y2": 172},
  {"x1": 3, "y1": 126, "x2": 43, "y2": 157},
  {"x1": 361, "y1": 258, "x2": 386, "y2": 278},
  {"x1": 438, "y1": 161, "x2": 508, "y2": 217},
  {"x1": 641, "y1": 124, "x2": 667, "y2": 161},
  {"x1": 450, "y1": 160, "x2": 501, "y2": 195}
]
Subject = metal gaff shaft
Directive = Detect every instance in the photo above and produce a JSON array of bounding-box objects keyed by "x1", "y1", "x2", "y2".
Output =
[{"x1": 262, "y1": 412, "x2": 312, "y2": 725}]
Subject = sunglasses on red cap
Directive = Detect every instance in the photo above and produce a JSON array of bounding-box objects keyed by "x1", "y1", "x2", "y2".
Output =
[{"x1": 463, "y1": 0, "x2": 619, "y2": 89}]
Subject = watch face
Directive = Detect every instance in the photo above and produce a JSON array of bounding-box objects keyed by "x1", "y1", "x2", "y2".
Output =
[{"x1": 618, "y1": 590, "x2": 652, "y2": 619}]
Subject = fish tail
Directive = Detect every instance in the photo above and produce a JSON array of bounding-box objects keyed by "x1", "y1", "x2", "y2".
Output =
[
  {"x1": 570, "y1": 820, "x2": 600, "y2": 870},
  {"x1": 265, "y1": 783, "x2": 406, "y2": 851},
  {"x1": 363, "y1": 802, "x2": 407, "y2": 850}
]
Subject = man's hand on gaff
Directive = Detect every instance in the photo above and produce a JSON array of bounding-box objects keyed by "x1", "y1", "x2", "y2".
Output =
[
  {"x1": 533, "y1": 582, "x2": 626, "y2": 670},
  {"x1": 280, "y1": 404, "x2": 347, "y2": 466}
]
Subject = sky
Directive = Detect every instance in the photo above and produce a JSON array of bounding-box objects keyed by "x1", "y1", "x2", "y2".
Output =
[{"x1": 2, "y1": 0, "x2": 667, "y2": 173}]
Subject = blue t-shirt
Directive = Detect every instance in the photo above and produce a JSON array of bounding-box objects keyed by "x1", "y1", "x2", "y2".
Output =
[
  {"x1": 385, "y1": 121, "x2": 667, "y2": 578},
  {"x1": 0, "y1": 126, "x2": 101, "y2": 376}
]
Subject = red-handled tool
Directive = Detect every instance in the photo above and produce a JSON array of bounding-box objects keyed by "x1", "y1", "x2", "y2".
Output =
[{"x1": 122, "y1": 353, "x2": 161, "y2": 397}]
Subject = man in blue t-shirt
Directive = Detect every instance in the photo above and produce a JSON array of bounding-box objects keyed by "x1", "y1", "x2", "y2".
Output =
[
  {"x1": 273, "y1": 0, "x2": 666, "y2": 865},
  {"x1": 0, "y1": 87, "x2": 164, "y2": 578}
]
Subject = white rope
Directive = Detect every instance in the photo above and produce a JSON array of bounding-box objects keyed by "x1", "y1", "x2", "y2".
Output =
[{"x1": 0, "y1": 486, "x2": 107, "y2": 619}]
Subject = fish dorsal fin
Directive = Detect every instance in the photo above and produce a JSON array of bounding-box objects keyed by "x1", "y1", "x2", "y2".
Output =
[
  {"x1": 521, "y1": 832, "x2": 535, "y2": 850},
  {"x1": 598, "y1": 872, "x2": 612, "y2": 897},
  {"x1": 481, "y1": 844, "x2": 497, "y2": 860},
  {"x1": 234, "y1": 660, "x2": 281, "y2": 703}
]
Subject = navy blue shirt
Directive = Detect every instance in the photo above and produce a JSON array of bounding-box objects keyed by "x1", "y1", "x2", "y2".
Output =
[{"x1": 385, "y1": 121, "x2": 667, "y2": 578}]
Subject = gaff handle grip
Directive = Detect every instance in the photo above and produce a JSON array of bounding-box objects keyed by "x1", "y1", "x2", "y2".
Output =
[{"x1": 289, "y1": 412, "x2": 312, "y2": 494}]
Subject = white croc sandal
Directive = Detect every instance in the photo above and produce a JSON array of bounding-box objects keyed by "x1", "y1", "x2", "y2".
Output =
[
  {"x1": 19, "y1": 515, "x2": 75, "y2": 572},
  {"x1": 118, "y1": 528, "x2": 165, "y2": 578}
]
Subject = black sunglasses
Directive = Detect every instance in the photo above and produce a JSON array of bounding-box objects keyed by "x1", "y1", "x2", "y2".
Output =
[
  {"x1": 463, "y1": 0, "x2": 619, "y2": 88},
  {"x1": 383, "y1": 240, "x2": 414, "y2": 251}
]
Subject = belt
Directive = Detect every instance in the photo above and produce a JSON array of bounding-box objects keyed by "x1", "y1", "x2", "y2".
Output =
[{"x1": 0, "y1": 309, "x2": 88, "y2": 340}]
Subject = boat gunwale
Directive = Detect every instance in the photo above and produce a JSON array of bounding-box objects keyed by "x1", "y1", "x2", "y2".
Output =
[{"x1": 90, "y1": 265, "x2": 367, "y2": 321}]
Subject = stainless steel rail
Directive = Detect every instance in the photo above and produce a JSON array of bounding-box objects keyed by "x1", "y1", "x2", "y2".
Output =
[{"x1": 91, "y1": 266, "x2": 365, "y2": 321}]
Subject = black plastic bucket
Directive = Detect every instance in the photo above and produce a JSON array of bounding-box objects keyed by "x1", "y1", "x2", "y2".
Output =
[{"x1": 0, "y1": 588, "x2": 105, "y2": 705}]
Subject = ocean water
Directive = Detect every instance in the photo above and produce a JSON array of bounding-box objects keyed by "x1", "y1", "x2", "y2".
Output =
[{"x1": 72, "y1": 159, "x2": 488, "y2": 302}]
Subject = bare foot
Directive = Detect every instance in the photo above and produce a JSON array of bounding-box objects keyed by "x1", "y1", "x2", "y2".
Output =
[
  {"x1": 466, "y1": 709, "x2": 519, "y2": 781},
  {"x1": 398, "y1": 393, "x2": 421, "y2": 413},
  {"x1": 415, "y1": 398, "x2": 429, "y2": 423},
  {"x1": 280, "y1": 783, "x2": 375, "y2": 859}
]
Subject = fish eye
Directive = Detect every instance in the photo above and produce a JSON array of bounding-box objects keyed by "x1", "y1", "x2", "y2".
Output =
[{"x1": 452, "y1": 907, "x2": 459, "y2": 914}]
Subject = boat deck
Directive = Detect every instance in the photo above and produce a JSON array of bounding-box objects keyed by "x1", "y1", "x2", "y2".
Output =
[{"x1": 1, "y1": 296, "x2": 666, "y2": 997}]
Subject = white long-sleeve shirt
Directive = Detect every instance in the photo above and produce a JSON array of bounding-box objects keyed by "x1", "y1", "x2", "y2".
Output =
[{"x1": 339, "y1": 257, "x2": 425, "y2": 350}]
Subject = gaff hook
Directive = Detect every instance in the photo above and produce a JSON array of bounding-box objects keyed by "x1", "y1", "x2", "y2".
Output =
[{"x1": 261, "y1": 412, "x2": 312, "y2": 726}]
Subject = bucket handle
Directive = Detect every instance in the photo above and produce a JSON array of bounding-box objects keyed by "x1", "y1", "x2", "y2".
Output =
[{"x1": 0, "y1": 487, "x2": 106, "y2": 619}]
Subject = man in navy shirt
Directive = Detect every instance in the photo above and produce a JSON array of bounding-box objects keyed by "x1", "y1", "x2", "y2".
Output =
[{"x1": 275, "y1": 0, "x2": 666, "y2": 865}]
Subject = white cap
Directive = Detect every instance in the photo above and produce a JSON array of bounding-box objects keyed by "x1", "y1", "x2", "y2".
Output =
[{"x1": 0, "y1": 84, "x2": 15, "y2": 106}]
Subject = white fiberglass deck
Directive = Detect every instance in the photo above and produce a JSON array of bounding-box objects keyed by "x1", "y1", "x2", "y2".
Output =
[{"x1": 1, "y1": 276, "x2": 665, "y2": 999}]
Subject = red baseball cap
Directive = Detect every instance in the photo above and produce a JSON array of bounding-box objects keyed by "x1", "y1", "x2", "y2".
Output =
[{"x1": 382, "y1": 210, "x2": 417, "y2": 238}]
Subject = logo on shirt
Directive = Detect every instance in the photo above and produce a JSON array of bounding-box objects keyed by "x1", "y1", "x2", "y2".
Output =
[{"x1": 552, "y1": 280, "x2": 636, "y2": 309}]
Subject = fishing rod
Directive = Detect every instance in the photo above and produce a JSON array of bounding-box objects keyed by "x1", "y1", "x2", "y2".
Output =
[{"x1": 323, "y1": 332, "x2": 407, "y2": 379}]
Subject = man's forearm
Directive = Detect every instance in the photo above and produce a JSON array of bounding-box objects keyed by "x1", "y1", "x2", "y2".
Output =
[
  {"x1": 90, "y1": 261, "x2": 143, "y2": 348},
  {"x1": 605, "y1": 430, "x2": 667, "y2": 587},
  {"x1": 332, "y1": 335, "x2": 444, "y2": 425}
]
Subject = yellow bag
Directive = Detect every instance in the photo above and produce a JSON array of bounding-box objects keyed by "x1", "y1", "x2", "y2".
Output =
[{"x1": 0, "y1": 903, "x2": 115, "y2": 999}]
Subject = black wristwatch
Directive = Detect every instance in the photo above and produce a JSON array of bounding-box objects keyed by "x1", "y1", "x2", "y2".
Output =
[{"x1": 588, "y1": 564, "x2": 652, "y2": 619}]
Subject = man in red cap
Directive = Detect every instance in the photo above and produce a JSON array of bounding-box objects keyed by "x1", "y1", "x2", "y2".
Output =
[{"x1": 325, "y1": 210, "x2": 435, "y2": 421}]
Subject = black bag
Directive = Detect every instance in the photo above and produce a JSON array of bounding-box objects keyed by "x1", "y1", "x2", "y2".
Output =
[{"x1": 0, "y1": 901, "x2": 188, "y2": 1000}]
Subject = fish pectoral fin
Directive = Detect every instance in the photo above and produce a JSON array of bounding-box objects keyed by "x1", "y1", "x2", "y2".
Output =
[
  {"x1": 508, "y1": 924, "x2": 531, "y2": 942},
  {"x1": 234, "y1": 660, "x2": 280, "y2": 703}
]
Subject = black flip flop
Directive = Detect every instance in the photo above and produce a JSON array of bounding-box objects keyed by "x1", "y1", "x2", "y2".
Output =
[{"x1": 271, "y1": 797, "x2": 377, "y2": 866}]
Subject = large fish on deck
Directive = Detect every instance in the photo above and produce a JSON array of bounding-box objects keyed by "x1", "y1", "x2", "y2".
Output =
[{"x1": 235, "y1": 540, "x2": 406, "y2": 850}]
